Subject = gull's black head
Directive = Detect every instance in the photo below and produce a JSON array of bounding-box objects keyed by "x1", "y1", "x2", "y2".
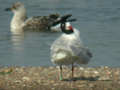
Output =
[
  {"x1": 60, "y1": 22, "x2": 74, "y2": 34},
  {"x1": 50, "y1": 14, "x2": 76, "y2": 34}
]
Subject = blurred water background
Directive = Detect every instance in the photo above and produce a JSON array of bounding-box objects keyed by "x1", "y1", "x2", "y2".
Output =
[{"x1": 0, "y1": 0, "x2": 120, "y2": 67}]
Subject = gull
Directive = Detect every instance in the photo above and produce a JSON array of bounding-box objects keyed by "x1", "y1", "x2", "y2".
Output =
[
  {"x1": 5, "y1": 2, "x2": 61, "y2": 33},
  {"x1": 50, "y1": 16, "x2": 92, "y2": 80}
]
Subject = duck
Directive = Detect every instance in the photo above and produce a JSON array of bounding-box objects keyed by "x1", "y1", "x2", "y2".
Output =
[
  {"x1": 5, "y1": 2, "x2": 61, "y2": 33},
  {"x1": 50, "y1": 18, "x2": 92, "y2": 80}
]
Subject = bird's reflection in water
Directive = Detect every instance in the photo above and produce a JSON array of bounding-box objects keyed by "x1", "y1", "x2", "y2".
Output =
[{"x1": 10, "y1": 29, "x2": 25, "y2": 51}]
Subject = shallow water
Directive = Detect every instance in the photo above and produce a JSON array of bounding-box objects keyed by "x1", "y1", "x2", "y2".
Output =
[{"x1": 0, "y1": 0, "x2": 120, "y2": 67}]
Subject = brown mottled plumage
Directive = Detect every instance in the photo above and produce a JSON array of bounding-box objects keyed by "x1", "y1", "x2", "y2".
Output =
[
  {"x1": 23, "y1": 14, "x2": 60, "y2": 31},
  {"x1": 5, "y1": 2, "x2": 60, "y2": 32}
]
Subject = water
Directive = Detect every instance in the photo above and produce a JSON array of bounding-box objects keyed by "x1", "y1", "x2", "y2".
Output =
[{"x1": 0, "y1": 0, "x2": 120, "y2": 67}]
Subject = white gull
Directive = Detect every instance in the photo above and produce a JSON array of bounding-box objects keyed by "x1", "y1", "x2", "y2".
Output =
[{"x1": 51, "y1": 22, "x2": 92, "y2": 80}]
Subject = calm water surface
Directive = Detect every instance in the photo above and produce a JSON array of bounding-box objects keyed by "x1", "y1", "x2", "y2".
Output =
[{"x1": 0, "y1": 0, "x2": 120, "y2": 67}]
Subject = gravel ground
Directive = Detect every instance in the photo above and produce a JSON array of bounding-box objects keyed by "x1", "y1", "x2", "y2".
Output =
[{"x1": 0, "y1": 66, "x2": 120, "y2": 90}]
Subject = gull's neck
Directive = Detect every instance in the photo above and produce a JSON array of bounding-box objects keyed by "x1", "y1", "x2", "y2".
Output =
[
  {"x1": 62, "y1": 28, "x2": 80, "y2": 40},
  {"x1": 62, "y1": 28, "x2": 83, "y2": 46},
  {"x1": 11, "y1": 7, "x2": 27, "y2": 31}
]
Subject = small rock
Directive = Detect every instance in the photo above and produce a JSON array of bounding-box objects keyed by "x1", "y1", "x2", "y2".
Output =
[
  {"x1": 78, "y1": 84, "x2": 86, "y2": 88},
  {"x1": 22, "y1": 76, "x2": 30, "y2": 81},
  {"x1": 79, "y1": 67, "x2": 84, "y2": 70},
  {"x1": 50, "y1": 80, "x2": 55, "y2": 83},
  {"x1": 34, "y1": 73, "x2": 39, "y2": 76},
  {"x1": 89, "y1": 83, "x2": 94, "y2": 88},
  {"x1": 49, "y1": 66, "x2": 54, "y2": 69},
  {"x1": 94, "y1": 71, "x2": 99, "y2": 74},
  {"x1": 98, "y1": 76, "x2": 111, "y2": 81},
  {"x1": 14, "y1": 80, "x2": 21, "y2": 84},
  {"x1": 104, "y1": 66, "x2": 109, "y2": 69}
]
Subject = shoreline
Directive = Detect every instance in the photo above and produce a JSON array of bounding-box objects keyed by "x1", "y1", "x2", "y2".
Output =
[{"x1": 0, "y1": 66, "x2": 120, "y2": 90}]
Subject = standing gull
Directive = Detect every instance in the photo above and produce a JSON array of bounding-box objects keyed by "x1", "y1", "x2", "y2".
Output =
[
  {"x1": 50, "y1": 17, "x2": 92, "y2": 80},
  {"x1": 5, "y1": 2, "x2": 61, "y2": 33}
]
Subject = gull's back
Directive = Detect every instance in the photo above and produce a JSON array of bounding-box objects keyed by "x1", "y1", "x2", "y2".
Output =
[{"x1": 23, "y1": 14, "x2": 60, "y2": 31}]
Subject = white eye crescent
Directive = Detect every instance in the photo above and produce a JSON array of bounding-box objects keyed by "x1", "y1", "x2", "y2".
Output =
[{"x1": 66, "y1": 22, "x2": 73, "y2": 30}]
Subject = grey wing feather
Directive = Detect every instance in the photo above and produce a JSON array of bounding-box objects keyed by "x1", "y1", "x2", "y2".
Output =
[
  {"x1": 66, "y1": 35, "x2": 92, "y2": 64},
  {"x1": 70, "y1": 43, "x2": 92, "y2": 64},
  {"x1": 71, "y1": 44, "x2": 92, "y2": 58}
]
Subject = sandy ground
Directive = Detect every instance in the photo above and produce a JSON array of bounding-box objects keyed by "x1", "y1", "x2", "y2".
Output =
[{"x1": 0, "y1": 66, "x2": 120, "y2": 90}]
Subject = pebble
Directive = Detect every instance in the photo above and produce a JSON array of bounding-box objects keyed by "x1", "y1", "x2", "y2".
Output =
[
  {"x1": 79, "y1": 67, "x2": 84, "y2": 70},
  {"x1": 22, "y1": 76, "x2": 30, "y2": 81},
  {"x1": 78, "y1": 84, "x2": 86, "y2": 88},
  {"x1": 89, "y1": 83, "x2": 95, "y2": 88},
  {"x1": 98, "y1": 76, "x2": 111, "y2": 81},
  {"x1": 49, "y1": 66, "x2": 55, "y2": 70},
  {"x1": 94, "y1": 71, "x2": 99, "y2": 74},
  {"x1": 0, "y1": 66, "x2": 120, "y2": 89},
  {"x1": 14, "y1": 80, "x2": 21, "y2": 84}
]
